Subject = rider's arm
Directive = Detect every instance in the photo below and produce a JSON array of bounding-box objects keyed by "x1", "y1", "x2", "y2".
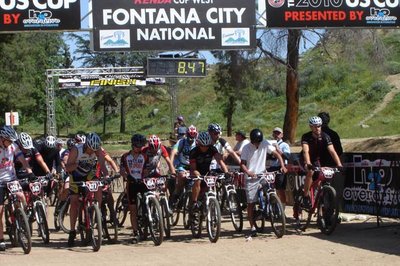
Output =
[
  {"x1": 302, "y1": 143, "x2": 311, "y2": 166},
  {"x1": 327, "y1": 144, "x2": 343, "y2": 167},
  {"x1": 35, "y1": 152, "x2": 51, "y2": 174},
  {"x1": 95, "y1": 149, "x2": 109, "y2": 177},
  {"x1": 214, "y1": 152, "x2": 228, "y2": 173},
  {"x1": 161, "y1": 145, "x2": 176, "y2": 175},
  {"x1": 15, "y1": 150, "x2": 33, "y2": 174},
  {"x1": 270, "y1": 150, "x2": 287, "y2": 173},
  {"x1": 65, "y1": 146, "x2": 78, "y2": 172},
  {"x1": 105, "y1": 153, "x2": 119, "y2": 173}
]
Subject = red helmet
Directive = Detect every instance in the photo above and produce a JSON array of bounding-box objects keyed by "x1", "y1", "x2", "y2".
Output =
[
  {"x1": 148, "y1": 135, "x2": 161, "y2": 150},
  {"x1": 187, "y1": 125, "x2": 198, "y2": 139}
]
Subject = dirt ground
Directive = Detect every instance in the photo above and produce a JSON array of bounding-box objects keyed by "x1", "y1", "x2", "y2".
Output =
[{"x1": 1, "y1": 202, "x2": 399, "y2": 265}]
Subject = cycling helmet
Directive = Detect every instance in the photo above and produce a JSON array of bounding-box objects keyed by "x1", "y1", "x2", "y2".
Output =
[
  {"x1": 45, "y1": 135, "x2": 56, "y2": 148},
  {"x1": 318, "y1": 112, "x2": 330, "y2": 126},
  {"x1": 208, "y1": 123, "x2": 222, "y2": 133},
  {"x1": 131, "y1": 134, "x2": 147, "y2": 148},
  {"x1": 148, "y1": 135, "x2": 161, "y2": 150},
  {"x1": 86, "y1": 132, "x2": 101, "y2": 151},
  {"x1": 309, "y1": 116, "x2": 323, "y2": 126},
  {"x1": 18, "y1": 132, "x2": 34, "y2": 149},
  {"x1": 177, "y1": 126, "x2": 187, "y2": 136},
  {"x1": 197, "y1": 131, "x2": 212, "y2": 146},
  {"x1": 75, "y1": 133, "x2": 86, "y2": 143},
  {"x1": 56, "y1": 138, "x2": 65, "y2": 146},
  {"x1": 0, "y1": 125, "x2": 18, "y2": 142},
  {"x1": 250, "y1": 129, "x2": 263, "y2": 144},
  {"x1": 66, "y1": 138, "x2": 75, "y2": 149},
  {"x1": 177, "y1": 115, "x2": 184, "y2": 122},
  {"x1": 187, "y1": 125, "x2": 198, "y2": 139}
]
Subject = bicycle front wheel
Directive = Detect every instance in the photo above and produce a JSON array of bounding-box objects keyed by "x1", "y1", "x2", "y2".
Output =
[
  {"x1": 115, "y1": 192, "x2": 128, "y2": 227},
  {"x1": 102, "y1": 202, "x2": 118, "y2": 244},
  {"x1": 317, "y1": 186, "x2": 339, "y2": 235},
  {"x1": 227, "y1": 192, "x2": 243, "y2": 232},
  {"x1": 269, "y1": 193, "x2": 286, "y2": 238},
  {"x1": 88, "y1": 204, "x2": 102, "y2": 252},
  {"x1": 58, "y1": 198, "x2": 71, "y2": 234},
  {"x1": 5, "y1": 206, "x2": 17, "y2": 247},
  {"x1": 160, "y1": 198, "x2": 171, "y2": 239},
  {"x1": 35, "y1": 201, "x2": 50, "y2": 244},
  {"x1": 206, "y1": 197, "x2": 221, "y2": 243},
  {"x1": 182, "y1": 192, "x2": 192, "y2": 229},
  {"x1": 15, "y1": 208, "x2": 32, "y2": 254},
  {"x1": 147, "y1": 197, "x2": 164, "y2": 246}
]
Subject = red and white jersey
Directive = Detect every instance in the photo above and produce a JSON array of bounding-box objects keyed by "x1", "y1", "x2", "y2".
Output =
[
  {"x1": 0, "y1": 143, "x2": 21, "y2": 183},
  {"x1": 120, "y1": 151, "x2": 147, "y2": 180}
]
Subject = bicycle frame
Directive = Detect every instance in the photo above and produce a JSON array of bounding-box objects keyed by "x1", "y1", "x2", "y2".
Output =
[{"x1": 308, "y1": 167, "x2": 338, "y2": 211}]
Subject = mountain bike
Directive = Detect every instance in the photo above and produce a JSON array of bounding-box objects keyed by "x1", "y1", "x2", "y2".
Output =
[
  {"x1": 136, "y1": 177, "x2": 164, "y2": 246},
  {"x1": 252, "y1": 171, "x2": 286, "y2": 238},
  {"x1": 216, "y1": 173, "x2": 243, "y2": 232},
  {"x1": 115, "y1": 190, "x2": 128, "y2": 227},
  {"x1": 293, "y1": 166, "x2": 340, "y2": 235},
  {"x1": 24, "y1": 176, "x2": 51, "y2": 244},
  {"x1": 3, "y1": 180, "x2": 32, "y2": 254},
  {"x1": 190, "y1": 173, "x2": 223, "y2": 243},
  {"x1": 170, "y1": 172, "x2": 193, "y2": 230},
  {"x1": 155, "y1": 175, "x2": 173, "y2": 238},
  {"x1": 100, "y1": 176, "x2": 119, "y2": 243}
]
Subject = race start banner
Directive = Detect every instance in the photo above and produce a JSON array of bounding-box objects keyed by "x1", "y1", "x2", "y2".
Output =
[
  {"x1": 0, "y1": 0, "x2": 81, "y2": 31},
  {"x1": 265, "y1": 0, "x2": 400, "y2": 28},
  {"x1": 91, "y1": 0, "x2": 256, "y2": 51}
]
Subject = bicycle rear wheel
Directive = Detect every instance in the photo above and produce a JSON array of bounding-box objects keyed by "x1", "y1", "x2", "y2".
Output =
[
  {"x1": 206, "y1": 197, "x2": 221, "y2": 243},
  {"x1": 227, "y1": 192, "x2": 243, "y2": 232},
  {"x1": 160, "y1": 198, "x2": 171, "y2": 238},
  {"x1": 115, "y1": 192, "x2": 128, "y2": 227},
  {"x1": 58, "y1": 198, "x2": 71, "y2": 234},
  {"x1": 35, "y1": 201, "x2": 50, "y2": 244},
  {"x1": 88, "y1": 204, "x2": 103, "y2": 252},
  {"x1": 317, "y1": 186, "x2": 339, "y2": 235},
  {"x1": 15, "y1": 208, "x2": 32, "y2": 254},
  {"x1": 5, "y1": 206, "x2": 18, "y2": 247},
  {"x1": 182, "y1": 192, "x2": 192, "y2": 229},
  {"x1": 293, "y1": 191, "x2": 312, "y2": 233},
  {"x1": 102, "y1": 202, "x2": 118, "y2": 243},
  {"x1": 147, "y1": 197, "x2": 164, "y2": 246},
  {"x1": 269, "y1": 193, "x2": 286, "y2": 238}
]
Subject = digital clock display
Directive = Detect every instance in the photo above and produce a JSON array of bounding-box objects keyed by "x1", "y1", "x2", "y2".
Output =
[{"x1": 147, "y1": 58, "x2": 206, "y2": 78}]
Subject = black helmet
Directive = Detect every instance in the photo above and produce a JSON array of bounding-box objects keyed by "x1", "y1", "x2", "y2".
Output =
[
  {"x1": 131, "y1": 134, "x2": 146, "y2": 147},
  {"x1": 318, "y1": 112, "x2": 330, "y2": 126},
  {"x1": 250, "y1": 129, "x2": 263, "y2": 144}
]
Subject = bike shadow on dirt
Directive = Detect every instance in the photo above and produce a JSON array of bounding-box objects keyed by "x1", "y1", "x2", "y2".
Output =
[{"x1": 299, "y1": 218, "x2": 400, "y2": 256}]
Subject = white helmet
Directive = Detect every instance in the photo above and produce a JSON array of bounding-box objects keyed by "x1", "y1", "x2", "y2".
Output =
[
  {"x1": 45, "y1": 135, "x2": 56, "y2": 148},
  {"x1": 86, "y1": 132, "x2": 101, "y2": 151},
  {"x1": 0, "y1": 126, "x2": 18, "y2": 141},
  {"x1": 309, "y1": 116, "x2": 322, "y2": 126},
  {"x1": 18, "y1": 132, "x2": 34, "y2": 149},
  {"x1": 197, "y1": 131, "x2": 212, "y2": 146}
]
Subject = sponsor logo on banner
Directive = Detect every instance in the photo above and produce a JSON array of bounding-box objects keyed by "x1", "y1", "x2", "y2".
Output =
[
  {"x1": 221, "y1": 28, "x2": 250, "y2": 46},
  {"x1": 365, "y1": 8, "x2": 397, "y2": 25},
  {"x1": 99, "y1": 30, "x2": 130, "y2": 49},
  {"x1": 268, "y1": 0, "x2": 285, "y2": 8},
  {"x1": 23, "y1": 9, "x2": 60, "y2": 28}
]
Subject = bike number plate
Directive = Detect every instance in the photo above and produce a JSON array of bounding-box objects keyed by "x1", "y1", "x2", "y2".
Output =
[
  {"x1": 29, "y1": 182, "x2": 42, "y2": 196},
  {"x1": 322, "y1": 168, "x2": 335, "y2": 179},
  {"x1": 7, "y1": 181, "x2": 23, "y2": 194},
  {"x1": 265, "y1": 173, "x2": 275, "y2": 183},
  {"x1": 144, "y1": 178, "x2": 156, "y2": 190},
  {"x1": 204, "y1": 176, "x2": 217, "y2": 187},
  {"x1": 85, "y1": 181, "x2": 100, "y2": 192}
]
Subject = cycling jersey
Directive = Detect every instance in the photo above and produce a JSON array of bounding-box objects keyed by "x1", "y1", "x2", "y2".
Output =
[
  {"x1": 210, "y1": 137, "x2": 231, "y2": 170},
  {"x1": 142, "y1": 145, "x2": 169, "y2": 174},
  {"x1": 189, "y1": 145, "x2": 219, "y2": 176},
  {"x1": 120, "y1": 151, "x2": 147, "y2": 181},
  {"x1": 301, "y1": 131, "x2": 334, "y2": 167},
  {"x1": 0, "y1": 143, "x2": 22, "y2": 184},
  {"x1": 172, "y1": 138, "x2": 196, "y2": 169},
  {"x1": 70, "y1": 143, "x2": 97, "y2": 180},
  {"x1": 14, "y1": 147, "x2": 43, "y2": 177},
  {"x1": 34, "y1": 140, "x2": 61, "y2": 175}
]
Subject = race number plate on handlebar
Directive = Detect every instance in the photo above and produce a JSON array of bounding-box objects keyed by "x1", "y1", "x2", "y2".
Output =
[
  {"x1": 7, "y1": 180, "x2": 23, "y2": 194},
  {"x1": 321, "y1": 168, "x2": 335, "y2": 179},
  {"x1": 265, "y1": 173, "x2": 275, "y2": 183},
  {"x1": 204, "y1": 176, "x2": 218, "y2": 187},
  {"x1": 85, "y1": 181, "x2": 101, "y2": 192},
  {"x1": 29, "y1": 182, "x2": 42, "y2": 196},
  {"x1": 144, "y1": 178, "x2": 156, "y2": 190}
]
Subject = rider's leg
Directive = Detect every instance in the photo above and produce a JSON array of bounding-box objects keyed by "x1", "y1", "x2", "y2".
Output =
[
  {"x1": 191, "y1": 180, "x2": 200, "y2": 204},
  {"x1": 303, "y1": 171, "x2": 313, "y2": 197},
  {"x1": 0, "y1": 205, "x2": 4, "y2": 242}
]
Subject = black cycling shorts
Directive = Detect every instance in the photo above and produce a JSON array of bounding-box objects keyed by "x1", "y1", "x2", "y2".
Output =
[
  {"x1": 0, "y1": 187, "x2": 6, "y2": 205},
  {"x1": 126, "y1": 181, "x2": 148, "y2": 205}
]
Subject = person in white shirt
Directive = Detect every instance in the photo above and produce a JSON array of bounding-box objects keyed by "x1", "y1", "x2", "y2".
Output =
[{"x1": 240, "y1": 128, "x2": 287, "y2": 237}]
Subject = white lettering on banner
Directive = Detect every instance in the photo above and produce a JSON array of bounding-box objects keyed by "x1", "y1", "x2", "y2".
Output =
[
  {"x1": 0, "y1": 0, "x2": 77, "y2": 11},
  {"x1": 137, "y1": 27, "x2": 215, "y2": 40},
  {"x1": 102, "y1": 7, "x2": 246, "y2": 26},
  {"x1": 345, "y1": 0, "x2": 399, "y2": 8},
  {"x1": 192, "y1": 0, "x2": 214, "y2": 3},
  {"x1": 296, "y1": 0, "x2": 344, "y2": 8},
  {"x1": 206, "y1": 8, "x2": 245, "y2": 24}
]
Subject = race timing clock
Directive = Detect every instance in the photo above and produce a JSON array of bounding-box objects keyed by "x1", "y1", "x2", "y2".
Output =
[{"x1": 147, "y1": 58, "x2": 206, "y2": 78}]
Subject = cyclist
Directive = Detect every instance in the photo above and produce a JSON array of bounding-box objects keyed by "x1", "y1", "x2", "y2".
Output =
[
  {"x1": 240, "y1": 128, "x2": 287, "y2": 237},
  {"x1": 119, "y1": 134, "x2": 148, "y2": 243},
  {"x1": 74, "y1": 133, "x2": 86, "y2": 144},
  {"x1": 208, "y1": 123, "x2": 241, "y2": 171},
  {"x1": 142, "y1": 134, "x2": 176, "y2": 178},
  {"x1": 301, "y1": 116, "x2": 343, "y2": 208},
  {"x1": 189, "y1": 131, "x2": 230, "y2": 208},
  {"x1": 0, "y1": 126, "x2": 35, "y2": 251},
  {"x1": 173, "y1": 115, "x2": 186, "y2": 139},
  {"x1": 169, "y1": 125, "x2": 198, "y2": 205},
  {"x1": 267, "y1": 127, "x2": 291, "y2": 211},
  {"x1": 65, "y1": 132, "x2": 109, "y2": 247}
]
